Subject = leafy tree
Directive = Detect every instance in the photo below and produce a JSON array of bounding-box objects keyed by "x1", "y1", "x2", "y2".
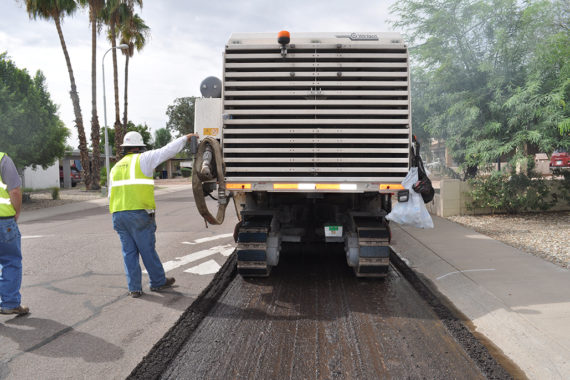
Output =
[
  {"x1": 0, "y1": 53, "x2": 69, "y2": 169},
  {"x1": 166, "y1": 97, "x2": 196, "y2": 137},
  {"x1": 153, "y1": 128, "x2": 172, "y2": 149},
  {"x1": 100, "y1": 121, "x2": 153, "y2": 155},
  {"x1": 503, "y1": 2, "x2": 570, "y2": 154},
  {"x1": 23, "y1": 0, "x2": 92, "y2": 185},
  {"x1": 390, "y1": 0, "x2": 568, "y2": 176}
]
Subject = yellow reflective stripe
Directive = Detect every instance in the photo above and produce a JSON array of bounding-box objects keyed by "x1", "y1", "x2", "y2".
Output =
[
  {"x1": 112, "y1": 179, "x2": 155, "y2": 187},
  {"x1": 0, "y1": 198, "x2": 11, "y2": 204},
  {"x1": 379, "y1": 184, "x2": 405, "y2": 190},
  {"x1": 315, "y1": 184, "x2": 340, "y2": 190},
  {"x1": 226, "y1": 183, "x2": 251, "y2": 190},
  {"x1": 273, "y1": 183, "x2": 298, "y2": 190}
]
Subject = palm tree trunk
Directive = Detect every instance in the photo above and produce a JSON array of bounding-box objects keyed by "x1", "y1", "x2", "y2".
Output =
[
  {"x1": 54, "y1": 16, "x2": 91, "y2": 189},
  {"x1": 89, "y1": 6, "x2": 101, "y2": 190},
  {"x1": 123, "y1": 54, "x2": 129, "y2": 129},
  {"x1": 110, "y1": 21, "x2": 123, "y2": 161}
]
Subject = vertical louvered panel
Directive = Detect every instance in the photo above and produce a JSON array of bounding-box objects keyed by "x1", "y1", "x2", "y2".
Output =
[{"x1": 222, "y1": 33, "x2": 411, "y2": 183}]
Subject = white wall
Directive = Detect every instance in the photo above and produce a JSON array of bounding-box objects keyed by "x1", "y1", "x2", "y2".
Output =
[{"x1": 22, "y1": 163, "x2": 59, "y2": 190}]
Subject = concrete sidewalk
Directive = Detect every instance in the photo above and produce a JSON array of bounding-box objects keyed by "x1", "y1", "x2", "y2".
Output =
[{"x1": 391, "y1": 216, "x2": 570, "y2": 380}]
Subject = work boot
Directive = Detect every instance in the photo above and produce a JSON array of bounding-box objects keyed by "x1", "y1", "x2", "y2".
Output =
[
  {"x1": 0, "y1": 305, "x2": 30, "y2": 315},
  {"x1": 150, "y1": 277, "x2": 175, "y2": 292},
  {"x1": 128, "y1": 291, "x2": 143, "y2": 298}
]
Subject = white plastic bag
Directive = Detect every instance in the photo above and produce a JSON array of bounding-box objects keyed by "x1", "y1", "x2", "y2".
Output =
[{"x1": 386, "y1": 167, "x2": 434, "y2": 229}]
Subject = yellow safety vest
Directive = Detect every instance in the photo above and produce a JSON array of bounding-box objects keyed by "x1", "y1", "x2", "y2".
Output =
[
  {"x1": 109, "y1": 153, "x2": 155, "y2": 213},
  {"x1": 0, "y1": 152, "x2": 17, "y2": 217}
]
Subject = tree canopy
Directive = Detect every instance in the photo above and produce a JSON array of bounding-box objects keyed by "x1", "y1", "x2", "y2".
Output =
[
  {"x1": 0, "y1": 52, "x2": 69, "y2": 169},
  {"x1": 390, "y1": 0, "x2": 570, "y2": 174},
  {"x1": 100, "y1": 121, "x2": 153, "y2": 155},
  {"x1": 153, "y1": 127, "x2": 172, "y2": 149},
  {"x1": 166, "y1": 97, "x2": 196, "y2": 137}
]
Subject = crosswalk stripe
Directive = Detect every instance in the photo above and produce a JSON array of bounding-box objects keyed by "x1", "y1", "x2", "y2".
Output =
[
  {"x1": 181, "y1": 233, "x2": 234, "y2": 245},
  {"x1": 144, "y1": 244, "x2": 234, "y2": 274},
  {"x1": 184, "y1": 260, "x2": 221, "y2": 275}
]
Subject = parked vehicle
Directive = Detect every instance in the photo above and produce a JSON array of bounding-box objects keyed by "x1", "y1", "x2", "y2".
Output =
[
  {"x1": 60, "y1": 166, "x2": 81, "y2": 187},
  {"x1": 549, "y1": 149, "x2": 569, "y2": 171}
]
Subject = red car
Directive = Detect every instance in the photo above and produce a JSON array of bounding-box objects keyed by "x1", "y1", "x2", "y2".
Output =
[
  {"x1": 60, "y1": 166, "x2": 81, "y2": 187},
  {"x1": 549, "y1": 149, "x2": 570, "y2": 171}
]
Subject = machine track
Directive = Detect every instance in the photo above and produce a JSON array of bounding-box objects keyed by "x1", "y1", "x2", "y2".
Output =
[{"x1": 236, "y1": 214, "x2": 275, "y2": 277}]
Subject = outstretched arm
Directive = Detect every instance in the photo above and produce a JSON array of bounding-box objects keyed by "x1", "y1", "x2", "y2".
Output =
[{"x1": 139, "y1": 134, "x2": 199, "y2": 177}]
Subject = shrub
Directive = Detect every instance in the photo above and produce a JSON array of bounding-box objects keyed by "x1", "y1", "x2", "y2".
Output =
[
  {"x1": 22, "y1": 192, "x2": 31, "y2": 203},
  {"x1": 467, "y1": 170, "x2": 554, "y2": 214},
  {"x1": 51, "y1": 187, "x2": 60, "y2": 200},
  {"x1": 551, "y1": 169, "x2": 570, "y2": 206},
  {"x1": 181, "y1": 167, "x2": 192, "y2": 178}
]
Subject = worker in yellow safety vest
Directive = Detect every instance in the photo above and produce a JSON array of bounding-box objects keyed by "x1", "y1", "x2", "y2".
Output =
[
  {"x1": 109, "y1": 131, "x2": 198, "y2": 298},
  {"x1": 0, "y1": 152, "x2": 29, "y2": 315}
]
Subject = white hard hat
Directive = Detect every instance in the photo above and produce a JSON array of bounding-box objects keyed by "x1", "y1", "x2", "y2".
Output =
[{"x1": 121, "y1": 131, "x2": 145, "y2": 147}]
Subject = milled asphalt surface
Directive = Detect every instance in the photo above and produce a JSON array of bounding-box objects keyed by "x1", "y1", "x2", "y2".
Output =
[{"x1": 155, "y1": 244, "x2": 506, "y2": 379}]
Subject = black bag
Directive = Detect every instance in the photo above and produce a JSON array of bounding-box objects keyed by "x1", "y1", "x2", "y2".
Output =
[{"x1": 411, "y1": 138, "x2": 435, "y2": 204}]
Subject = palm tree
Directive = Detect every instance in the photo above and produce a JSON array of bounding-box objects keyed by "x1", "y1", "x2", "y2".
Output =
[
  {"x1": 102, "y1": 0, "x2": 142, "y2": 161},
  {"x1": 119, "y1": 12, "x2": 149, "y2": 129},
  {"x1": 24, "y1": 0, "x2": 92, "y2": 188},
  {"x1": 79, "y1": 0, "x2": 105, "y2": 189}
]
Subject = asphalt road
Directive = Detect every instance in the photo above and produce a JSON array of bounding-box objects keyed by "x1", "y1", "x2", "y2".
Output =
[
  {"x1": 158, "y1": 243, "x2": 506, "y2": 379},
  {"x1": 0, "y1": 185, "x2": 237, "y2": 379}
]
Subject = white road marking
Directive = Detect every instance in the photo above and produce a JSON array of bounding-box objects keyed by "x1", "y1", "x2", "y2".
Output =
[
  {"x1": 22, "y1": 235, "x2": 49, "y2": 239},
  {"x1": 181, "y1": 233, "x2": 234, "y2": 245},
  {"x1": 144, "y1": 244, "x2": 234, "y2": 273},
  {"x1": 437, "y1": 269, "x2": 496, "y2": 280},
  {"x1": 184, "y1": 260, "x2": 221, "y2": 275}
]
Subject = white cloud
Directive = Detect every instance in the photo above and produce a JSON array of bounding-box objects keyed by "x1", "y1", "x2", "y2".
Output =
[{"x1": 1, "y1": 0, "x2": 398, "y2": 147}]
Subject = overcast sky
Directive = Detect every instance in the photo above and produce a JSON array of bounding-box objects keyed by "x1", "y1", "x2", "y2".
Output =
[{"x1": 1, "y1": 0, "x2": 398, "y2": 147}]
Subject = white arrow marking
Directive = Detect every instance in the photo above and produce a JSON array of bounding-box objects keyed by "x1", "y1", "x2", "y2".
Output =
[
  {"x1": 181, "y1": 233, "x2": 234, "y2": 245},
  {"x1": 184, "y1": 260, "x2": 221, "y2": 275},
  {"x1": 144, "y1": 244, "x2": 234, "y2": 274}
]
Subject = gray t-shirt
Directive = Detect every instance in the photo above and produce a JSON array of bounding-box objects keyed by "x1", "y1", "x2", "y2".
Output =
[{"x1": 0, "y1": 154, "x2": 22, "y2": 191}]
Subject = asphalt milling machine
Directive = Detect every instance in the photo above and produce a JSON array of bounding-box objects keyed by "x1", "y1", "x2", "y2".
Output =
[{"x1": 191, "y1": 31, "x2": 433, "y2": 278}]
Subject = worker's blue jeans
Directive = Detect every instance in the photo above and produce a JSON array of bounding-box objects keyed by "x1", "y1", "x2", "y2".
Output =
[
  {"x1": 112, "y1": 210, "x2": 167, "y2": 292},
  {"x1": 0, "y1": 218, "x2": 22, "y2": 309}
]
